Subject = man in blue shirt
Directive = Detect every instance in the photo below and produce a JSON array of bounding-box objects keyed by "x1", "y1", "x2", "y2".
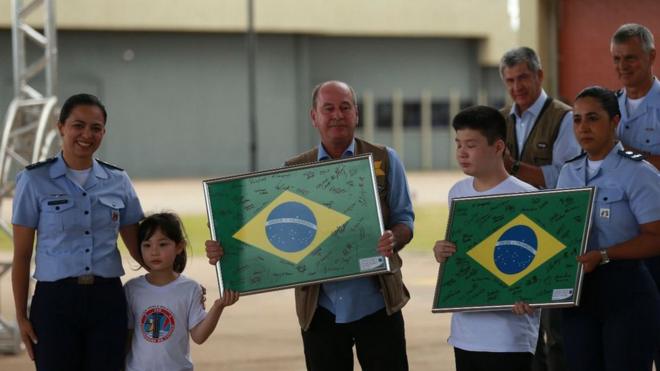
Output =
[
  {"x1": 499, "y1": 47, "x2": 581, "y2": 190},
  {"x1": 206, "y1": 81, "x2": 414, "y2": 370},
  {"x1": 610, "y1": 22, "x2": 660, "y2": 367}
]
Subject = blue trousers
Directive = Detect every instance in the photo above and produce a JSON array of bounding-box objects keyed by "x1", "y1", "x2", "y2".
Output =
[
  {"x1": 30, "y1": 278, "x2": 127, "y2": 371},
  {"x1": 561, "y1": 261, "x2": 660, "y2": 371}
]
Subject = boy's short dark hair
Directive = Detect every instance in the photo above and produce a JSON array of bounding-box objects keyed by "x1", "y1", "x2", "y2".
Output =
[{"x1": 452, "y1": 105, "x2": 507, "y2": 145}]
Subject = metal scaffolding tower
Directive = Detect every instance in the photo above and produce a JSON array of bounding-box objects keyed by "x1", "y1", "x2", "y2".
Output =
[{"x1": 0, "y1": 0, "x2": 59, "y2": 237}]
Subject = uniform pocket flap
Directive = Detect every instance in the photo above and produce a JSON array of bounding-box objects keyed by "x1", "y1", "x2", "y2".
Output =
[
  {"x1": 99, "y1": 196, "x2": 125, "y2": 209},
  {"x1": 598, "y1": 187, "x2": 624, "y2": 204}
]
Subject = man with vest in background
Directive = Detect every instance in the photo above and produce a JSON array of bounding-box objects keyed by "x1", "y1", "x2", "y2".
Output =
[
  {"x1": 498, "y1": 47, "x2": 581, "y2": 371},
  {"x1": 610, "y1": 23, "x2": 660, "y2": 368},
  {"x1": 206, "y1": 80, "x2": 415, "y2": 371}
]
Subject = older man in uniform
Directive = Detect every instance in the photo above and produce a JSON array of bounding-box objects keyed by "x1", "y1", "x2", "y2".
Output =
[
  {"x1": 499, "y1": 47, "x2": 581, "y2": 371},
  {"x1": 610, "y1": 23, "x2": 660, "y2": 367}
]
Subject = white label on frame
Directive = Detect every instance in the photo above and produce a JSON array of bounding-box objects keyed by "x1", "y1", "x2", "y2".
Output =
[
  {"x1": 552, "y1": 288, "x2": 574, "y2": 301},
  {"x1": 359, "y1": 256, "x2": 385, "y2": 272}
]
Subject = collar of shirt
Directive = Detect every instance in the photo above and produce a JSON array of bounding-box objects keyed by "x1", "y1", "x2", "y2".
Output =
[
  {"x1": 49, "y1": 152, "x2": 109, "y2": 184},
  {"x1": 317, "y1": 138, "x2": 356, "y2": 161},
  {"x1": 509, "y1": 89, "x2": 548, "y2": 121},
  {"x1": 620, "y1": 77, "x2": 660, "y2": 113},
  {"x1": 573, "y1": 142, "x2": 625, "y2": 181},
  {"x1": 599, "y1": 141, "x2": 626, "y2": 173}
]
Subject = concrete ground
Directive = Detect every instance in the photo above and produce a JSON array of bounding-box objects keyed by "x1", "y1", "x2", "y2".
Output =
[{"x1": 0, "y1": 171, "x2": 465, "y2": 370}]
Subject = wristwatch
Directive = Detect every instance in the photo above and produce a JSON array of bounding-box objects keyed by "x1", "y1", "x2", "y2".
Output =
[
  {"x1": 599, "y1": 249, "x2": 610, "y2": 265},
  {"x1": 511, "y1": 160, "x2": 521, "y2": 176}
]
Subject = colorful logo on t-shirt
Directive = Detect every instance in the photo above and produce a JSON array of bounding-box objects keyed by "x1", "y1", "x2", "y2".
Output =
[{"x1": 141, "y1": 305, "x2": 176, "y2": 343}]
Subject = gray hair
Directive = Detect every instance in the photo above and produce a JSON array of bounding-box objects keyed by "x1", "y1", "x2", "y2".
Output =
[
  {"x1": 611, "y1": 23, "x2": 655, "y2": 53},
  {"x1": 499, "y1": 47, "x2": 542, "y2": 78},
  {"x1": 311, "y1": 81, "x2": 358, "y2": 109}
]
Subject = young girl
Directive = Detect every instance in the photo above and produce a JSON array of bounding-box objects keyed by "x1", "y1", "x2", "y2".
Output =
[{"x1": 125, "y1": 213, "x2": 239, "y2": 371}]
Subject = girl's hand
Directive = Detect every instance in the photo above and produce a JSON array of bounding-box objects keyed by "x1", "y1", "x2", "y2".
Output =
[
  {"x1": 577, "y1": 250, "x2": 602, "y2": 273},
  {"x1": 217, "y1": 290, "x2": 240, "y2": 308},
  {"x1": 433, "y1": 240, "x2": 457, "y2": 263},
  {"x1": 512, "y1": 301, "x2": 535, "y2": 315},
  {"x1": 205, "y1": 240, "x2": 225, "y2": 265}
]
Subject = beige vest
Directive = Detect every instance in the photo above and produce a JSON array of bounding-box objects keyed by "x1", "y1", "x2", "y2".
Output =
[
  {"x1": 501, "y1": 97, "x2": 571, "y2": 166},
  {"x1": 285, "y1": 137, "x2": 410, "y2": 330}
]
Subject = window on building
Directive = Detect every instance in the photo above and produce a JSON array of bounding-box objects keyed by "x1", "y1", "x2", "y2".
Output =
[{"x1": 358, "y1": 99, "x2": 475, "y2": 128}]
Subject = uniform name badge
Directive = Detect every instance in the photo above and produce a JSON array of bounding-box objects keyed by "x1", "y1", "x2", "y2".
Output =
[{"x1": 599, "y1": 208, "x2": 610, "y2": 219}]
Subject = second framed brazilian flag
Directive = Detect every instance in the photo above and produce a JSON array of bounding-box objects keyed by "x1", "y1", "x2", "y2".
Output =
[{"x1": 432, "y1": 187, "x2": 596, "y2": 313}]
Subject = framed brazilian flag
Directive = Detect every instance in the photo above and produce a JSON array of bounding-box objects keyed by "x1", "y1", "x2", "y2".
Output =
[
  {"x1": 432, "y1": 187, "x2": 596, "y2": 313},
  {"x1": 203, "y1": 154, "x2": 389, "y2": 295}
]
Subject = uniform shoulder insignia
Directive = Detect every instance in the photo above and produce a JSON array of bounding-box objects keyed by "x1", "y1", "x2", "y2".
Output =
[
  {"x1": 618, "y1": 149, "x2": 644, "y2": 161},
  {"x1": 565, "y1": 152, "x2": 587, "y2": 163},
  {"x1": 25, "y1": 157, "x2": 57, "y2": 170},
  {"x1": 96, "y1": 158, "x2": 124, "y2": 171}
]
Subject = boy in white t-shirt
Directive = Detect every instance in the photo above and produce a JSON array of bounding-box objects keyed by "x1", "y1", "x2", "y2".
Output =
[{"x1": 434, "y1": 105, "x2": 541, "y2": 371}]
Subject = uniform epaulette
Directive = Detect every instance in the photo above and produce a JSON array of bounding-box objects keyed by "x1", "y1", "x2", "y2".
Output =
[
  {"x1": 615, "y1": 89, "x2": 623, "y2": 98},
  {"x1": 565, "y1": 152, "x2": 587, "y2": 163},
  {"x1": 618, "y1": 149, "x2": 644, "y2": 161},
  {"x1": 96, "y1": 158, "x2": 124, "y2": 171},
  {"x1": 25, "y1": 157, "x2": 57, "y2": 170}
]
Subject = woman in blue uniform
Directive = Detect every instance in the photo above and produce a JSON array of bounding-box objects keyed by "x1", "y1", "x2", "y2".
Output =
[
  {"x1": 11, "y1": 94, "x2": 144, "y2": 370},
  {"x1": 557, "y1": 86, "x2": 660, "y2": 371}
]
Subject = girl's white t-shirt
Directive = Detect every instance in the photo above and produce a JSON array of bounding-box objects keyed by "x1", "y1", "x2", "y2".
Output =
[
  {"x1": 125, "y1": 274, "x2": 207, "y2": 371},
  {"x1": 446, "y1": 176, "x2": 541, "y2": 354}
]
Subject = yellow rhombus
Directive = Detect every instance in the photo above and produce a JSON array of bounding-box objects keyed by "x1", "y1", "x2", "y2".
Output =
[
  {"x1": 466, "y1": 214, "x2": 566, "y2": 286},
  {"x1": 233, "y1": 190, "x2": 350, "y2": 264}
]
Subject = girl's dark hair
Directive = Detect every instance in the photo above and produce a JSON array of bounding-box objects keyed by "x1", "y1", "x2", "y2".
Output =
[
  {"x1": 575, "y1": 86, "x2": 621, "y2": 120},
  {"x1": 58, "y1": 93, "x2": 108, "y2": 124},
  {"x1": 138, "y1": 213, "x2": 188, "y2": 273},
  {"x1": 452, "y1": 105, "x2": 507, "y2": 144}
]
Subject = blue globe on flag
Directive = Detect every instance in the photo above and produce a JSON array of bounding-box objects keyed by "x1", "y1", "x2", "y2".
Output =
[
  {"x1": 494, "y1": 225, "x2": 538, "y2": 274},
  {"x1": 265, "y1": 201, "x2": 318, "y2": 253}
]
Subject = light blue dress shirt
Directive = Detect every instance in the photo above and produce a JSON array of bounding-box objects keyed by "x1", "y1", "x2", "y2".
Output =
[
  {"x1": 617, "y1": 78, "x2": 660, "y2": 156},
  {"x1": 509, "y1": 89, "x2": 581, "y2": 188},
  {"x1": 12, "y1": 152, "x2": 144, "y2": 281},
  {"x1": 557, "y1": 142, "x2": 660, "y2": 251},
  {"x1": 315, "y1": 139, "x2": 414, "y2": 323}
]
